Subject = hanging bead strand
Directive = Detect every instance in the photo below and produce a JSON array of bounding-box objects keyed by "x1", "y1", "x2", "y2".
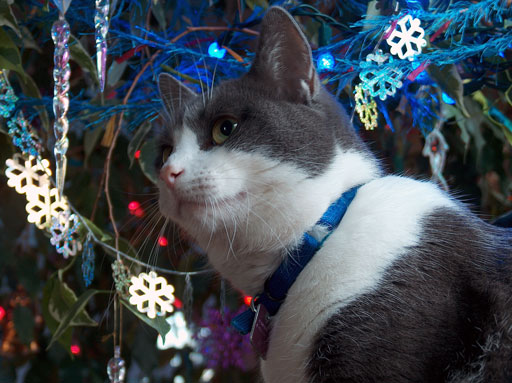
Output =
[
  {"x1": 51, "y1": 15, "x2": 71, "y2": 196},
  {"x1": 95, "y1": 0, "x2": 110, "y2": 92}
]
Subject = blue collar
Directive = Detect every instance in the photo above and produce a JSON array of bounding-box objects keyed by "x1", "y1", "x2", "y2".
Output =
[{"x1": 231, "y1": 185, "x2": 362, "y2": 336}]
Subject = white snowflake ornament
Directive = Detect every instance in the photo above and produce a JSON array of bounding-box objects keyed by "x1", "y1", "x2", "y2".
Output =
[
  {"x1": 5, "y1": 154, "x2": 51, "y2": 195},
  {"x1": 25, "y1": 184, "x2": 69, "y2": 229},
  {"x1": 386, "y1": 14, "x2": 427, "y2": 60},
  {"x1": 50, "y1": 210, "x2": 82, "y2": 258},
  {"x1": 129, "y1": 271, "x2": 175, "y2": 319},
  {"x1": 359, "y1": 50, "x2": 404, "y2": 101}
]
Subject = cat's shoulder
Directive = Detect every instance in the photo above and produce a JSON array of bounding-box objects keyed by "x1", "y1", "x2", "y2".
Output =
[{"x1": 353, "y1": 174, "x2": 459, "y2": 216}]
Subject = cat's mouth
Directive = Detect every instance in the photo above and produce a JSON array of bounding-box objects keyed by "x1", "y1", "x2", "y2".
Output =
[{"x1": 176, "y1": 191, "x2": 247, "y2": 214}]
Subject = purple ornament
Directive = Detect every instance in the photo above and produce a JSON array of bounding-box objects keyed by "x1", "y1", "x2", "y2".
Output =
[{"x1": 196, "y1": 307, "x2": 253, "y2": 371}]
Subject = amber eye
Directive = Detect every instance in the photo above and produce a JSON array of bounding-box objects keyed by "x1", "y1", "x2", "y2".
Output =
[
  {"x1": 162, "y1": 147, "x2": 172, "y2": 164},
  {"x1": 212, "y1": 116, "x2": 238, "y2": 145}
]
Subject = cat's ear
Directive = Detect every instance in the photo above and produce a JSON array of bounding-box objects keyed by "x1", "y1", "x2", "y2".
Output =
[
  {"x1": 158, "y1": 73, "x2": 196, "y2": 117},
  {"x1": 249, "y1": 6, "x2": 319, "y2": 103}
]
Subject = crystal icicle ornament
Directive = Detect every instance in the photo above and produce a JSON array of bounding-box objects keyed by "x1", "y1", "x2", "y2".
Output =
[
  {"x1": 0, "y1": 70, "x2": 18, "y2": 118},
  {"x1": 95, "y1": 0, "x2": 109, "y2": 92},
  {"x1": 107, "y1": 346, "x2": 126, "y2": 383},
  {"x1": 51, "y1": 16, "x2": 71, "y2": 196},
  {"x1": 422, "y1": 126, "x2": 449, "y2": 191}
]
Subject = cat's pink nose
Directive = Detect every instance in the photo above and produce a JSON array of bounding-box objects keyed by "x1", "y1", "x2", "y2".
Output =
[{"x1": 160, "y1": 165, "x2": 184, "y2": 188}]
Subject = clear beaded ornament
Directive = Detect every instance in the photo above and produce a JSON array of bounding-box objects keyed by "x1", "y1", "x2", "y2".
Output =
[
  {"x1": 51, "y1": 16, "x2": 71, "y2": 196},
  {"x1": 95, "y1": 0, "x2": 110, "y2": 92},
  {"x1": 107, "y1": 346, "x2": 126, "y2": 383}
]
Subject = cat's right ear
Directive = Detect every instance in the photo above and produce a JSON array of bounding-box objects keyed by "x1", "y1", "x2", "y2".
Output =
[
  {"x1": 249, "y1": 6, "x2": 319, "y2": 104},
  {"x1": 158, "y1": 73, "x2": 196, "y2": 118}
]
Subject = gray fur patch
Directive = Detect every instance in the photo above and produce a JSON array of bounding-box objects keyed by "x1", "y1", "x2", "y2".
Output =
[{"x1": 308, "y1": 208, "x2": 512, "y2": 382}]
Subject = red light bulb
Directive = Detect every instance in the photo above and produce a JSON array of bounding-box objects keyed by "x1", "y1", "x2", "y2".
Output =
[
  {"x1": 70, "y1": 344, "x2": 81, "y2": 355},
  {"x1": 128, "y1": 201, "x2": 140, "y2": 211},
  {"x1": 243, "y1": 296, "x2": 253, "y2": 306},
  {"x1": 158, "y1": 236, "x2": 168, "y2": 247},
  {"x1": 0, "y1": 306, "x2": 5, "y2": 321},
  {"x1": 134, "y1": 150, "x2": 141, "y2": 159}
]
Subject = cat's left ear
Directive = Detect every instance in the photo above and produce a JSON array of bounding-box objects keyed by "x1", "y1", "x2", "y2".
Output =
[{"x1": 249, "y1": 6, "x2": 319, "y2": 104}]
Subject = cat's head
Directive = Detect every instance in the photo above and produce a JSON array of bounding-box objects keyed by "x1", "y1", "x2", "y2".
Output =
[{"x1": 155, "y1": 7, "x2": 379, "y2": 276}]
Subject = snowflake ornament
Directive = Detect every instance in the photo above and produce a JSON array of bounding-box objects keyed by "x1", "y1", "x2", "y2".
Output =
[
  {"x1": 359, "y1": 50, "x2": 404, "y2": 101},
  {"x1": 25, "y1": 184, "x2": 69, "y2": 229},
  {"x1": 0, "y1": 70, "x2": 18, "y2": 118},
  {"x1": 50, "y1": 210, "x2": 82, "y2": 258},
  {"x1": 354, "y1": 84, "x2": 378, "y2": 130},
  {"x1": 386, "y1": 14, "x2": 427, "y2": 60},
  {"x1": 8, "y1": 112, "x2": 42, "y2": 157},
  {"x1": 5, "y1": 154, "x2": 51, "y2": 195},
  {"x1": 129, "y1": 271, "x2": 175, "y2": 319}
]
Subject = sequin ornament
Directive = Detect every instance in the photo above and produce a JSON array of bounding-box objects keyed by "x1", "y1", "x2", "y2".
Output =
[
  {"x1": 354, "y1": 84, "x2": 378, "y2": 130},
  {"x1": 107, "y1": 345, "x2": 126, "y2": 383},
  {"x1": 129, "y1": 271, "x2": 175, "y2": 319},
  {"x1": 82, "y1": 235, "x2": 95, "y2": 287},
  {"x1": 0, "y1": 70, "x2": 18, "y2": 118},
  {"x1": 51, "y1": 16, "x2": 71, "y2": 196},
  {"x1": 386, "y1": 14, "x2": 427, "y2": 60},
  {"x1": 111, "y1": 260, "x2": 131, "y2": 298},
  {"x1": 359, "y1": 50, "x2": 404, "y2": 101},
  {"x1": 422, "y1": 126, "x2": 449, "y2": 191},
  {"x1": 8, "y1": 112, "x2": 42, "y2": 157},
  {"x1": 50, "y1": 210, "x2": 82, "y2": 258},
  {"x1": 95, "y1": 0, "x2": 109, "y2": 92}
]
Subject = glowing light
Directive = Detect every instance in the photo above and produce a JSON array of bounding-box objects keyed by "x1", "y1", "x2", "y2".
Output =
[
  {"x1": 243, "y1": 296, "x2": 252, "y2": 306},
  {"x1": 129, "y1": 271, "x2": 175, "y2": 319},
  {"x1": 134, "y1": 149, "x2": 141, "y2": 159},
  {"x1": 157, "y1": 311, "x2": 196, "y2": 350},
  {"x1": 174, "y1": 376, "x2": 185, "y2": 383},
  {"x1": 128, "y1": 201, "x2": 140, "y2": 211},
  {"x1": 158, "y1": 236, "x2": 168, "y2": 247},
  {"x1": 5, "y1": 154, "x2": 69, "y2": 229},
  {"x1": 441, "y1": 92, "x2": 455, "y2": 104},
  {"x1": 317, "y1": 52, "x2": 335, "y2": 72},
  {"x1": 174, "y1": 297, "x2": 183, "y2": 309},
  {"x1": 70, "y1": 344, "x2": 81, "y2": 355},
  {"x1": 200, "y1": 369, "x2": 215, "y2": 382},
  {"x1": 0, "y1": 306, "x2": 5, "y2": 321},
  {"x1": 134, "y1": 208, "x2": 145, "y2": 218},
  {"x1": 208, "y1": 42, "x2": 226, "y2": 59}
]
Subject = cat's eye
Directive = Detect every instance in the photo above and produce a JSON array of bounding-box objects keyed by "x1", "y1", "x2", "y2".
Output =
[
  {"x1": 162, "y1": 147, "x2": 172, "y2": 164},
  {"x1": 212, "y1": 116, "x2": 238, "y2": 145}
]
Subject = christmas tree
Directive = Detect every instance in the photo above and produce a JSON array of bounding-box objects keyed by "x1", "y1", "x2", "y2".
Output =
[{"x1": 0, "y1": 0, "x2": 511, "y2": 382}]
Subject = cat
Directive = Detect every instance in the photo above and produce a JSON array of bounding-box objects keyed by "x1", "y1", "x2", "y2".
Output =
[{"x1": 155, "y1": 6, "x2": 512, "y2": 383}]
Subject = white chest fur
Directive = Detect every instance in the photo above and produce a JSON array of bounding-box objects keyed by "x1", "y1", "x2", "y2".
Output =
[{"x1": 260, "y1": 176, "x2": 456, "y2": 383}]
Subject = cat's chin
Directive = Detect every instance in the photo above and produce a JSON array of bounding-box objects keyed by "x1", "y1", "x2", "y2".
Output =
[{"x1": 159, "y1": 190, "x2": 248, "y2": 225}]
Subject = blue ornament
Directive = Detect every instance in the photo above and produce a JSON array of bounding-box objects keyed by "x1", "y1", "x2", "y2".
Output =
[
  {"x1": 441, "y1": 92, "x2": 455, "y2": 104},
  {"x1": 317, "y1": 52, "x2": 335, "y2": 72},
  {"x1": 7, "y1": 112, "x2": 42, "y2": 157},
  {"x1": 208, "y1": 42, "x2": 226, "y2": 59},
  {"x1": 82, "y1": 237, "x2": 95, "y2": 287},
  {"x1": 0, "y1": 71, "x2": 18, "y2": 118},
  {"x1": 359, "y1": 50, "x2": 404, "y2": 101}
]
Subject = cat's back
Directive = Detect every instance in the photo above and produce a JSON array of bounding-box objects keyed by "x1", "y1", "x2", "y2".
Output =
[{"x1": 263, "y1": 175, "x2": 512, "y2": 383}]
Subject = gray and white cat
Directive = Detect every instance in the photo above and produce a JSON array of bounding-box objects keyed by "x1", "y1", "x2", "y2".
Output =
[{"x1": 155, "y1": 6, "x2": 512, "y2": 383}]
